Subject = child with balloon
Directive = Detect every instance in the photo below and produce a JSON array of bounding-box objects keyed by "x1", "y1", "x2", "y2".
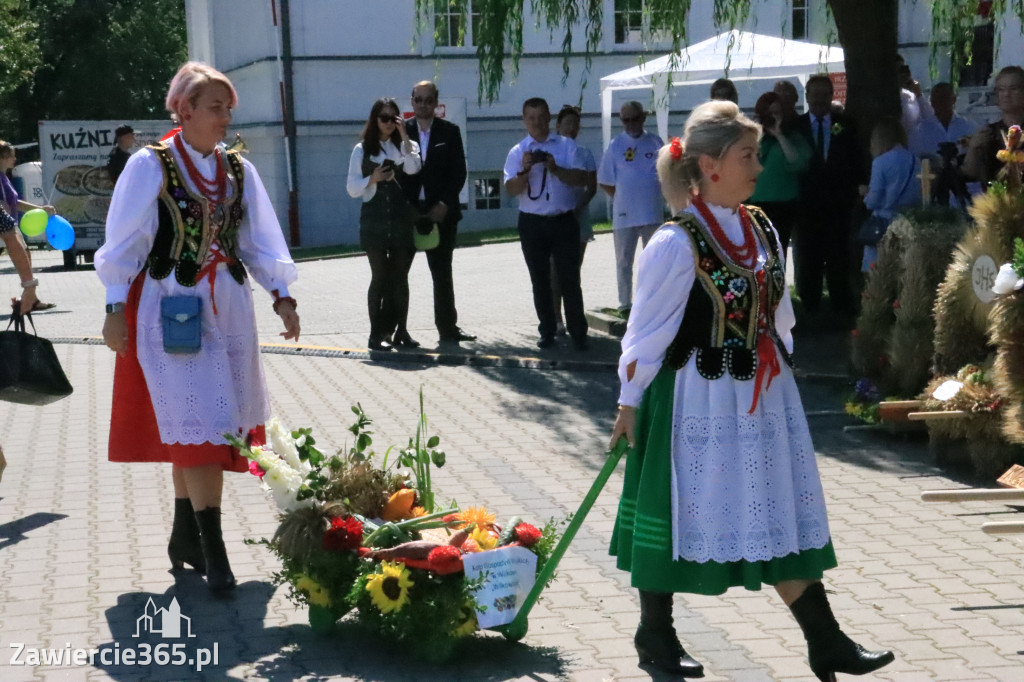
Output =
[{"x1": 1, "y1": 140, "x2": 58, "y2": 310}]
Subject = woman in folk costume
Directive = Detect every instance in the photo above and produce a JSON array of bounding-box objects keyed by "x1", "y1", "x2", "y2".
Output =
[
  {"x1": 97, "y1": 62, "x2": 300, "y2": 594},
  {"x1": 608, "y1": 101, "x2": 894, "y2": 681}
]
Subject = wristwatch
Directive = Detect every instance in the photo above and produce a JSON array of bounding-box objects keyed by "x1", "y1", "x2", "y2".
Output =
[{"x1": 105, "y1": 302, "x2": 126, "y2": 314}]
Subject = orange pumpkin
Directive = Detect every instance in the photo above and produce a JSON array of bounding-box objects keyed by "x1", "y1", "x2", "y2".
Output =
[{"x1": 381, "y1": 488, "x2": 417, "y2": 521}]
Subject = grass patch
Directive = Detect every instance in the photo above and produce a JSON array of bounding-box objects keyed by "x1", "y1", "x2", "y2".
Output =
[{"x1": 599, "y1": 307, "x2": 627, "y2": 319}]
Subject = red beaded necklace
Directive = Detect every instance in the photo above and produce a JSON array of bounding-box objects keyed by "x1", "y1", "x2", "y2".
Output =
[
  {"x1": 174, "y1": 134, "x2": 227, "y2": 204},
  {"x1": 692, "y1": 195, "x2": 759, "y2": 269}
]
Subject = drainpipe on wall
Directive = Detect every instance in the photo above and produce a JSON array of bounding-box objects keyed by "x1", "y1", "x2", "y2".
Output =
[{"x1": 273, "y1": 0, "x2": 301, "y2": 246}]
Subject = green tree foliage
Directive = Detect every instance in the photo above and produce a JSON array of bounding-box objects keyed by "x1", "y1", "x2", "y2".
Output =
[
  {"x1": 418, "y1": 1, "x2": 1024, "y2": 120},
  {"x1": 0, "y1": 0, "x2": 187, "y2": 149},
  {"x1": 0, "y1": 1, "x2": 42, "y2": 100}
]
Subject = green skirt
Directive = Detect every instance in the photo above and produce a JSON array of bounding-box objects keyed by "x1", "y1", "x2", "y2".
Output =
[{"x1": 609, "y1": 369, "x2": 838, "y2": 595}]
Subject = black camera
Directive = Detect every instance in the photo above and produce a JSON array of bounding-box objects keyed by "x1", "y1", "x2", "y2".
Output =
[{"x1": 527, "y1": 150, "x2": 551, "y2": 164}]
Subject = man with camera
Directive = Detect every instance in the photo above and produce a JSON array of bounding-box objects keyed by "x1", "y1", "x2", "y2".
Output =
[
  {"x1": 597, "y1": 101, "x2": 664, "y2": 313},
  {"x1": 504, "y1": 97, "x2": 591, "y2": 350}
]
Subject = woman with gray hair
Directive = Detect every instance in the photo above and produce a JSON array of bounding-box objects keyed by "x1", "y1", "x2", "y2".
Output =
[
  {"x1": 97, "y1": 61, "x2": 300, "y2": 594},
  {"x1": 608, "y1": 100, "x2": 894, "y2": 680}
]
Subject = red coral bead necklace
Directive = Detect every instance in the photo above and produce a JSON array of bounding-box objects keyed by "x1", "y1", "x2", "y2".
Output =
[
  {"x1": 692, "y1": 195, "x2": 759, "y2": 269},
  {"x1": 174, "y1": 133, "x2": 227, "y2": 204}
]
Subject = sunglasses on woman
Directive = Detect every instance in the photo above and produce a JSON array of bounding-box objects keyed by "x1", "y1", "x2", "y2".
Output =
[{"x1": 378, "y1": 113, "x2": 400, "y2": 124}]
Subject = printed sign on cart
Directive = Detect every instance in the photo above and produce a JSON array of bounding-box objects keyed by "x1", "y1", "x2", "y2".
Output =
[{"x1": 461, "y1": 545, "x2": 538, "y2": 628}]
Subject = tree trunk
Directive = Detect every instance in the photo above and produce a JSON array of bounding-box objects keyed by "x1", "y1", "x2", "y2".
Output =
[{"x1": 829, "y1": 0, "x2": 901, "y2": 148}]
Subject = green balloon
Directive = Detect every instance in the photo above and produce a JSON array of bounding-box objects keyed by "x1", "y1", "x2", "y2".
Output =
[{"x1": 20, "y1": 209, "x2": 49, "y2": 237}]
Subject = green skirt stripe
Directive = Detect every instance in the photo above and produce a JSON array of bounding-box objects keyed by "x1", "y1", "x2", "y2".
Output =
[{"x1": 610, "y1": 369, "x2": 838, "y2": 596}]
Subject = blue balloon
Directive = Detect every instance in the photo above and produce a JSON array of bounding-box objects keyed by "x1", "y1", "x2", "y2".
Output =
[{"x1": 46, "y1": 215, "x2": 76, "y2": 251}]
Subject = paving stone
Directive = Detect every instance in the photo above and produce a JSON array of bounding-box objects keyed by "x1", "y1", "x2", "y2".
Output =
[{"x1": 3, "y1": 244, "x2": 1024, "y2": 680}]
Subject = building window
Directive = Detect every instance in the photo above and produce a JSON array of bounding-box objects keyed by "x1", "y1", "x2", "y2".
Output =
[
  {"x1": 473, "y1": 176, "x2": 501, "y2": 210},
  {"x1": 434, "y1": 0, "x2": 480, "y2": 48},
  {"x1": 614, "y1": 0, "x2": 669, "y2": 45},
  {"x1": 792, "y1": 0, "x2": 808, "y2": 40}
]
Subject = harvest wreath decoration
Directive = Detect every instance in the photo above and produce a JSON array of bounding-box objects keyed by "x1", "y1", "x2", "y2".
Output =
[{"x1": 227, "y1": 394, "x2": 562, "y2": 662}]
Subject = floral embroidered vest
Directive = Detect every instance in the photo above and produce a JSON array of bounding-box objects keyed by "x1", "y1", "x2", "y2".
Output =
[
  {"x1": 662, "y1": 206, "x2": 792, "y2": 379},
  {"x1": 146, "y1": 141, "x2": 246, "y2": 287}
]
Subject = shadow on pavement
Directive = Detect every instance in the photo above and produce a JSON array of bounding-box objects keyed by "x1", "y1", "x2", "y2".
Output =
[
  {"x1": 0, "y1": 511, "x2": 67, "y2": 550},
  {"x1": 93, "y1": 579, "x2": 572, "y2": 681},
  {"x1": 249, "y1": 620, "x2": 572, "y2": 681},
  {"x1": 92, "y1": 579, "x2": 279, "y2": 680}
]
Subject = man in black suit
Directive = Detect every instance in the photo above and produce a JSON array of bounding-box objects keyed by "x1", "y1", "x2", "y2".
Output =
[
  {"x1": 795, "y1": 75, "x2": 866, "y2": 316},
  {"x1": 403, "y1": 80, "x2": 475, "y2": 345}
]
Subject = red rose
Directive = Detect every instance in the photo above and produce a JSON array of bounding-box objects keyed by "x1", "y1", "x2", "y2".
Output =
[
  {"x1": 513, "y1": 523, "x2": 542, "y2": 547},
  {"x1": 427, "y1": 545, "x2": 464, "y2": 574},
  {"x1": 322, "y1": 515, "x2": 364, "y2": 551}
]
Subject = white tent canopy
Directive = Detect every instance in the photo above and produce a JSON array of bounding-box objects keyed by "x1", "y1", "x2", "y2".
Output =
[{"x1": 600, "y1": 30, "x2": 845, "y2": 149}]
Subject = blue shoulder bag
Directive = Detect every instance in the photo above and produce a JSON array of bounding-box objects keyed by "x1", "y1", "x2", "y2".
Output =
[{"x1": 160, "y1": 296, "x2": 202, "y2": 354}]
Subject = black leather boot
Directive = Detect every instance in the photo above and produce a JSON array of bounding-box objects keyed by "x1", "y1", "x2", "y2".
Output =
[
  {"x1": 635, "y1": 590, "x2": 705, "y2": 677},
  {"x1": 790, "y1": 582, "x2": 895, "y2": 681},
  {"x1": 168, "y1": 498, "x2": 206, "y2": 573},
  {"x1": 194, "y1": 507, "x2": 236, "y2": 594}
]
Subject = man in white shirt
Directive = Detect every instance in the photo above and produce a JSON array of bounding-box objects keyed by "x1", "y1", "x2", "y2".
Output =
[
  {"x1": 912, "y1": 82, "x2": 978, "y2": 159},
  {"x1": 504, "y1": 97, "x2": 591, "y2": 350},
  {"x1": 598, "y1": 102, "x2": 664, "y2": 312}
]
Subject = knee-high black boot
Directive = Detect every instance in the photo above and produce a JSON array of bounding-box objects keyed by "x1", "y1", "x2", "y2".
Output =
[
  {"x1": 194, "y1": 507, "x2": 236, "y2": 594},
  {"x1": 789, "y1": 583, "x2": 895, "y2": 681},
  {"x1": 168, "y1": 498, "x2": 206, "y2": 573},
  {"x1": 635, "y1": 590, "x2": 704, "y2": 677}
]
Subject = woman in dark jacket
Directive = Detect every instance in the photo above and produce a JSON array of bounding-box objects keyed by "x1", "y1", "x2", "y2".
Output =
[{"x1": 346, "y1": 98, "x2": 422, "y2": 351}]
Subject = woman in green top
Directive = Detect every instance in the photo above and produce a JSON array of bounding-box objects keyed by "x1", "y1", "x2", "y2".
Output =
[{"x1": 750, "y1": 91, "x2": 812, "y2": 253}]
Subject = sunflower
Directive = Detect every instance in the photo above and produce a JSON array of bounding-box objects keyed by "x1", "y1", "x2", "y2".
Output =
[
  {"x1": 451, "y1": 601, "x2": 479, "y2": 638},
  {"x1": 456, "y1": 506, "x2": 495, "y2": 531},
  {"x1": 365, "y1": 561, "x2": 414, "y2": 614},
  {"x1": 295, "y1": 575, "x2": 332, "y2": 608}
]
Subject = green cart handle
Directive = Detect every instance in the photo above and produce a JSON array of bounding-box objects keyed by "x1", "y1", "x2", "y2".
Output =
[{"x1": 494, "y1": 437, "x2": 630, "y2": 641}]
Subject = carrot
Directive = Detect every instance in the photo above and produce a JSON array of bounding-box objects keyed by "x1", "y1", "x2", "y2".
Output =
[
  {"x1": 447, "y1": 523, "x2": 475, "y2": 548},
  {"x1": 368, "y1": 540, "x2": 442, "y2": 561}
]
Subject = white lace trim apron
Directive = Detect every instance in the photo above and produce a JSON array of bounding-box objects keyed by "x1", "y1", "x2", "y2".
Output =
[{"x1": 669, "y1": 360, "x2": 832, "y2": 563}]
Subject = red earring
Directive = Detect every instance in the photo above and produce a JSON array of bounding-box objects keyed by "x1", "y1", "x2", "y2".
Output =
[{"x1": 710, "y1": 173, "x2": 720, "y2": 182}]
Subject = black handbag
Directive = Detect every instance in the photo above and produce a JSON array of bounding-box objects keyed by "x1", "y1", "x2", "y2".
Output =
[
  {"x1": 856, "y1": 214, "x2": 892, "y2": 246},
  {"x1": 0, "y1": 303, "x2": 74, "y2": 406}
]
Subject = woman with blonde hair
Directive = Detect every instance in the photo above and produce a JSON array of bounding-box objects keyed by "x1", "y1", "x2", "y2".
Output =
[
  {"x1": 861, "y1": 117, "x2": 920, "y2": 270},
  {"x1": 608, "y1": 100, "x2": 894, "y2": 680},
  {"x1": 96, "y1": 61, "x2": 300, "y2": 594}
]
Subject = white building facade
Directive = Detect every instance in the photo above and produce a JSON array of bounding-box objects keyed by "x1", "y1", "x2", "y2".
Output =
[{"x1": 184, "y1": 0, "x2": 1021, "y2": 247}]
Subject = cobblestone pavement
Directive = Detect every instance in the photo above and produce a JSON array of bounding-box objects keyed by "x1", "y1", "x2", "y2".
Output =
[{"x1": 0, "y1": 240, "x2": 1022, "y2": 681}]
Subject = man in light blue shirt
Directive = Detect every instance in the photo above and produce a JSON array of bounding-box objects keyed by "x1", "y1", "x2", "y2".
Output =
[
  {"x1": 504, "y1": 97, "x2": 591, "y2": 350},
  {"x1": 911, "y1": 83, "x2": 977, "y2": 161}
]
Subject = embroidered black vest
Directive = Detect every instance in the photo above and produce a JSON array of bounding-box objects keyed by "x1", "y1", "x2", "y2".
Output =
[
  {"x1": 662, "y1": 206, "x2": 793, "y2": 379},
  {"x1": 146, "y1": 141, "x2": 247, "y2": 287}
]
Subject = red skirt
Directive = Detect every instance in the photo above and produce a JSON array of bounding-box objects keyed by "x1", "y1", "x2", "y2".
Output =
[{"x1": 108, "y1": 272, "x2": 260, "y2": 472}]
